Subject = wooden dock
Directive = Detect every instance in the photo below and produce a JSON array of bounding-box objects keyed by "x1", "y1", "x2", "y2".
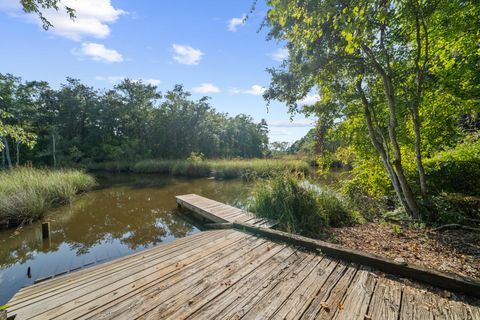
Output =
[
  {"x1": 176, "y1": 194, "x2": 277, "y2": 228},
  {"x1": 5, "y1": 195, "x2": 480, "y2": 319}
]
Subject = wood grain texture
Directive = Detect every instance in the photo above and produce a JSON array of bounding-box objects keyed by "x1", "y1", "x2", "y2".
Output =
[
  {"x1": 366, "y1": 277, "x2": 403, "y2": 320},
  {"x1": 232, "y1": 221, "x2": 480, "y2": 298},
  {"x1": 176, "y1": 194, "x2": 277, "y2": 227},
  {"x1": 6, "y1": 220, "x2": 478, "y2": 319}
]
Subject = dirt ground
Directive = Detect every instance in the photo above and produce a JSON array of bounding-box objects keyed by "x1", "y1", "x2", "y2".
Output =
[{"x1": 326, "y1": 223, "x2": 480, "y2": 280}]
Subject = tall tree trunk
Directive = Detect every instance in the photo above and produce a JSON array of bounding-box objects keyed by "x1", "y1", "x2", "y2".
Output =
[
  {"x1": 412, "y1": 109, "x2": 427, "y2": 196},
  {"x1": 357, "y1": 82, "x2": 410, "y2": 212},
  {"x1": 52, "y1": 133, "x2": 57, "y2": 167},
  {"x1": 315, "y1": 120, "x2": 327, "y2": 155},
  {"x1": 2, "y1": 137, "x2": 12, "y2": 169},
  {"x1": 362, "y1": 45, "x2": 421, "y2": 219},
  {"x1": 16, "y1": 142, "x2": 19, "y2": 166},
  {"x1": 2, "y1": 148, "x2": 5, "y2": 169},
  {"x1": 412, "y1": 2, "x2": 428, "y2": 197},
  {"x1": 383, "y1": 76, "x2": 420, "y2": 219}
]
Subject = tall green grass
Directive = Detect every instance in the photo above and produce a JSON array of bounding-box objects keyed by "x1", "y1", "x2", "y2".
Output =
[
  {"x1": 0, "y1": 168, "x2": 96, "y2": 224},
  {"x1": 249, "y1": 173, "x2": 362, "y2": 237},
  {"x1": 100, "y1": 158, "x2": 311, "y2": 179}
]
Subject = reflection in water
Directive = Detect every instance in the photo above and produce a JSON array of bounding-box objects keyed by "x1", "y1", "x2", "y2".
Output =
[{"x1": 0, "y1": 173, "x2": 252, "y2": 304}]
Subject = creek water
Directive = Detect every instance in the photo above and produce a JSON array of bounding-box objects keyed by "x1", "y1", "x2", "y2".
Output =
[{"x1": 0, "y1": 173, "x2": 253, "y2": 304}]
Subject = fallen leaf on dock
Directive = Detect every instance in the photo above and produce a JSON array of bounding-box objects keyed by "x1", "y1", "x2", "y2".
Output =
[{"x1": 320, "y1": 302, "x2": 330, "y2": 312}]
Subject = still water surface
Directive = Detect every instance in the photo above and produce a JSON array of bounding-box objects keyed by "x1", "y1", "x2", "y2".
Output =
[{"x1": 0, "y1": 173, "x2": 252, "y2": 304}]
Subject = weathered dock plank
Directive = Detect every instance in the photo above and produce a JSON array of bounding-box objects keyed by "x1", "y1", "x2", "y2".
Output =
[
  {"x1": 7, "y1": 228, "x2": 480, "y2": 319},
  {"x1": 6, "y1": 196, "x2": 480, "y2": 320},
  {"x1": 176, "y1": 193, "x2": 277, "y2": 227}
]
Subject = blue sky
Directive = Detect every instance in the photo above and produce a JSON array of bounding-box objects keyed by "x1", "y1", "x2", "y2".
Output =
[{"x1": 0, "y1": 0, "x2": 316, "y2": 143}]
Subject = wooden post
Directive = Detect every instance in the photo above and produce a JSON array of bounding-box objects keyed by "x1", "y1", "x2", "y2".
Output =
[{"x1": 42, "y1": 222, "x2": 50, "y2": 239}]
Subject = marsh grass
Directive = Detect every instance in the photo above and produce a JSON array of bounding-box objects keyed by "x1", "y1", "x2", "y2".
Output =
[
  {"x1": 249, "y1": 173, "x2": 362, "y2": 237},
  {"x1": 0, "y1": 168, "x2": 96, "y2": 224},
  {"x1": 107, "y1": 158, "x2": 311, "y2": 179},
  {"x1": 87, "y1": 161, "x2": 132, "y2": 172}
]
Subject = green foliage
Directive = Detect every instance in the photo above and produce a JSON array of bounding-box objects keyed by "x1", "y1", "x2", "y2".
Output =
[
  {"x1": 422, "y1": 193, "x2": 480, "y2": 224},
  {"x1": 87, "y1": 161, "x2": 132, "y2": 172},
  {"x1": 391, "y1": 224, "x2": 402, "y2": 235},
  {"x1": 263, "y1": 0, "x2": 480, "y2": 219},
  {"x1": 315, "y1": 152, "x2": 334, "y2": 176},
  {"x1": 342, "y1": 159, "x2": 393, "y2": 199},
  {"x1": 423, "y1": 135, "x2": 480, "y2": 196},
  {"x1": 19, "y1": 0, "x2": 75, "y2": 30},
  {"x1": 289, "y1": 129, "x2": 317, "y2": 155},
  {"x1": 130, "y1": 158, "x2": 310, "y2": 180},
  {"x1": 0, "y1": 74, "x2": 38, "y2": 154},
  {"x1": 210, "y1": 159, "x2": 309, "y2": 180},
  {"x1": 171, "y1": 162, "x2": 211, "y2": 177},
  {"x1": 250, "y1": 174, "x2": 361, "y2": 237},
  {"x1": 0, "y1": 168, "x2": 96, "y2": 224},
  {"x1": 0, "y1": 75, "x2": 270, "y2": 168},
  {"x1": 186, "y1": 152, "x2": 204, "y2": 163}
]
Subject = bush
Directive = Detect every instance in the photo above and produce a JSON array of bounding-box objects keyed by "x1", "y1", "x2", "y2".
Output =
[
  {"x1": 249, "y1": 174, "x2": 361, "y2": 237},
  {"x1": 0, "y1": 168, "x2": 96, "y2": 224},
  {"x1": 422, "y1": 192, "x2": 480, "y2": 224},
  {"x1": 340, "y1": 159, "x2": 394, "y2": 220},
  {"x1": 423, "y1": 135, "x2": 480, "y2": 196}
]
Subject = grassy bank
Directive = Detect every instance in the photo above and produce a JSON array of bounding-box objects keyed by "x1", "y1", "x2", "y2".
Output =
[
  {"x1": 0, "y1": 168, "x2": 96, "y2": 225},
  {"x1": 88, "y1": 159, "x2": 310, "y2": 179},
  {"x1": 249, "y1": 174, "x2": 362, "y2": 238}
]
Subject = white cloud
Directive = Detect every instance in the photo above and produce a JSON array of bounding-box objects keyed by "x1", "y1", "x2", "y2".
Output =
[
  {"x1": 192, "y1": 83, "x2": 220, "y2": 94},
  {"x1": 172, "y1": 44, "x2": 203, "y2": 65},
  {"x1": 0, "y1": 0, "x2": 126, "y2": 41},
  {"x1": 227, "y1": 14, "x2": 246, "y2": 32},
  {"x1": 297, "y1": 94, "x2": 320, "y2": 106},
  {"x1": 269, "y1": 128, "x2": 289, "y2": 136},
  {"x1": 243, "y1": 85, "x2": 266, "y2": 96},
  {"x1": 95, "y1": 75, "x2": 126, "y2": 83},
  {"x1": 78, "y1": 42, "x2": 123, "y2": 63},
  {"x1": 96, "y1": 76, "x2": 161, "y2": 85},
  {"x1": 228, "y1": 85, "x2": 267, "y2": 96},
  {"x1": 269, "y1": 120, "x2": 315, "y2": 128},
  {"x1": 271, "y1": 48, "x2": 289, "y2": 62},
  {"x1": 142, "y1": 78, "x2": 161, "y2": 86}
]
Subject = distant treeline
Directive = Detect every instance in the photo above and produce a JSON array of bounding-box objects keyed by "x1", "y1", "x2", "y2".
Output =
[{"x1": 0, "y1": 74, "x2": 270, "y2": 167}]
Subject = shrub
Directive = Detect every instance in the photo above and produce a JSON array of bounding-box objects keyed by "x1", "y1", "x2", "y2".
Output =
[
  {"x1": 423, "y1": 135, "x2": 480, "y2": 196},
  {"x1": 422, "y1": 192, "x2": 480, "y2": 224},
  {"x1": 250, "y1": 174, "x2": 361, "y2": 237}
]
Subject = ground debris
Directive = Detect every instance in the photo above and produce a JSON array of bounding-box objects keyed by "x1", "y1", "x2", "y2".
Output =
[{"x1": 326, "y1": 223, "x2": 480, "y2": 280}]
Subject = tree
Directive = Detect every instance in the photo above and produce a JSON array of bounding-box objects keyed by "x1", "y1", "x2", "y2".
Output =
[
  {"x1": 0, "y1": 74, "x2": 37, "y2": 168},
  {"x1": 270, "y1": 141, "x2": 290, "y2": 154},
  {"x1": 19, "y1": 0, "x2": 75, "y2": 30},
  {"x1": 0, "y1": 75, "x2": 271, "y2": 165},
  {"x1": 262, "y1": 0, "x2": 478, "y2": 219}
]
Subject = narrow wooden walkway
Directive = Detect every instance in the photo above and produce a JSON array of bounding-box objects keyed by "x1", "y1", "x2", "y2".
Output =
[
  {"x1": 176, "y1": 194, "x2": 277, "y2": 228},
  {"x1": 6, "y1": 229, "x2": 479, "y2": 319}
]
